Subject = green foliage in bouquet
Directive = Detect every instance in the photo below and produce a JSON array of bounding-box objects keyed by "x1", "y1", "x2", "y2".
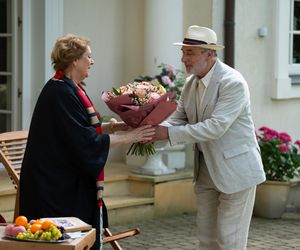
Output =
[{"x1": 127, "y1": 142, "x2": 156, "y2": 156}]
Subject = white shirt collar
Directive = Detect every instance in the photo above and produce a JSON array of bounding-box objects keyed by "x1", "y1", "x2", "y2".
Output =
[{"x1": 199, "y1": 60, "x2": 217, "y2": 88}]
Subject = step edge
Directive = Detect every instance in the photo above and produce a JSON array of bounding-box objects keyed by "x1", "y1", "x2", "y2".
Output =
[{"x1": 105, "y1": 196, "x2": 154, "y2": 209}]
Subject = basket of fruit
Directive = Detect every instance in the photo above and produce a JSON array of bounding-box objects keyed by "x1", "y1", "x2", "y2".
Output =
[{"x1": 4, "y1": 215, "x2": 69, "y2": 243}]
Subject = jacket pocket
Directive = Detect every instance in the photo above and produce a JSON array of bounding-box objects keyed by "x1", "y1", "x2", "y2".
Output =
[{"x1": 223, "y1": 144, "x2": 249, "y2": 159}]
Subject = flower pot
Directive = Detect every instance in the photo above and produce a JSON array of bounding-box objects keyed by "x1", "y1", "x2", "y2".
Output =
[
  {"x1": 253, "y1": 180, "x2": 291, "y2": 219},
  {"x1": 131, "y1": 142, "x2": 176, "y2": 175}
]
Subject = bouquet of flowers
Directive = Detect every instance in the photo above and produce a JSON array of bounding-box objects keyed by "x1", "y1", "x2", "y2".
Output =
[{"x1": 102, "y1": 81, "x2": 177, "y2": 156}]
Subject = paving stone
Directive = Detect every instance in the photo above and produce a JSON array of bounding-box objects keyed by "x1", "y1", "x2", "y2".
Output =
[{"x1": 103, "y1": 213, "x2": 300, "y2": 249}]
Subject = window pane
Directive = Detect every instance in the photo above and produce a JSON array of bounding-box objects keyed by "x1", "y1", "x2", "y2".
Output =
[
  {"x1": 295, "y1": 1, "x2": 300, "y2": 30},
  {"x1": 293, "y1": 35, "x2": 300, "y2": 63},
  {"x1": 0, "y1": 37, "x2": 12, "y2": 72},
  {"x1": 0, "y1": 113, "x2": 11, "y2": 133},
  {"x1": 0, "y1": 76, "x2": 11, "y2": 110},
  {"x1": 0, "y1": 0, "x2": 7, "y2": 33}
]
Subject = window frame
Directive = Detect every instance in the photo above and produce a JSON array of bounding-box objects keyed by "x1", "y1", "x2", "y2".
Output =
[
  {"x1": 0, "y1": 0, "x2": 19, "y2": 132},
  {"x1": 272, "y1": 0, "x2": 300, "y2": 99},
  {"x1": 289, "y1": 0, "x2": 300, "y2": 75}
]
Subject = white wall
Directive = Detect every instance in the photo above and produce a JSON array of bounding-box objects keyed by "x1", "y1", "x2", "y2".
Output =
[
  {"x1": 63, "y1": 0, "x2": 124, "y2": 116},
  {"x1": 235, "y1": 0, "x2": 300, "y2": 141},
  {"x1": 63, "y1": 0, "x2": 124, "y2": 161}
]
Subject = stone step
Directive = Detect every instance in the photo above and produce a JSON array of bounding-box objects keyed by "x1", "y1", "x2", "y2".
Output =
[
  {"x1": 0, "y1": 170, "x2": 16, "y2": 223},
  {"x1": 105, "y1": 195, "x2": 154, "y2": 210},
  {"x1": 105, "y1": 195, "x2": 154, "y2": 226},
  {"x1": 0, "y1": 211, "x2": 14, "y2": 223},
  {"x1": 0, "y1": 192, "x2": 15, "y2": 212},
  {"x1": 104, "y1": 162, "x2": 155, "y2": 197}
]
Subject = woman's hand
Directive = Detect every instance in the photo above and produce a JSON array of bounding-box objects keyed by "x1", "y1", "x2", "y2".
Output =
[
  {"x1": 109, "y1": 125, "x2": 155, "y2": 147},
  {"x1": 126, "y1": 125, "x2": 155, "y2": 144}
]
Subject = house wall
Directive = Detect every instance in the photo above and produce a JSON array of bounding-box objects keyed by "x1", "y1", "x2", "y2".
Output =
[
  {"x1": 235, "y1": 0, "x2": 300, "y2": 140},
  {"x1": 63, "y1": 0, "x2": 126, "y2": 116}
]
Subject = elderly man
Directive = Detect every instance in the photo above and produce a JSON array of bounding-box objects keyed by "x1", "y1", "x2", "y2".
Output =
[{"x1": 154, "y1": 25, "x2": 266, "y2": 249}]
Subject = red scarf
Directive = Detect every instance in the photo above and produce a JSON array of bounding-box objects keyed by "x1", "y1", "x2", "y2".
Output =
[{"x1": 53, "y1": 72, "x2": 104, "y2": 207}]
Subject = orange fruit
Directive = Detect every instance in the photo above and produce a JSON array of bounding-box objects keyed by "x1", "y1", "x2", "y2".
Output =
[
  {"x1": 35, "y1": 219, "x2": 42, "y2": 224},
  {"x1": 30, "y1": 223, "x2": 42, "y2": 233},
  {"x1": 15, "y1": 216, "x2": 28, "y2": 227},
  {"x1": 41, "y1": 219, "x2": 54, "y2": 230}
]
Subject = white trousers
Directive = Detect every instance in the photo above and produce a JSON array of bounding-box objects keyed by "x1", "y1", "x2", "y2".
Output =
[{"x1": 194, "y1": 156, "x2": 256, "y2": 250}]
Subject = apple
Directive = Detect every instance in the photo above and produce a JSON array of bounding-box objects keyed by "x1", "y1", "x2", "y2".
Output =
[
  {"x1": 11, "y1": 225, "x2": 26, "y2": 237},
  {"x1": 4, "y1": 224, "x2": 15, "y2": 236}
]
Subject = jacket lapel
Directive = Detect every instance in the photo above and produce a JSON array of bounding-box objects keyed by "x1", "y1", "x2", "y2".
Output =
[
  {"x1": 198, "y1": 59, "x2": 223, "y2": 121},
  {"x1": 184, "y1": 76, "x2": 198, "y2": 124}
]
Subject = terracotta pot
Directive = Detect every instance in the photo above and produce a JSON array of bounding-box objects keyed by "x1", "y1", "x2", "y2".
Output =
[{"x1": 253, "y1": 180, "x2": 293, "y2": 219}]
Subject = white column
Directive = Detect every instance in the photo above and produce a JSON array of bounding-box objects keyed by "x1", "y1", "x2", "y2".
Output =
[
  {"x1": 22, "y1": 0, "x2": 63, "y2": 129},
  {"x1": 22, "y1": 0, "x2": 32, "y2": 129},
  {"x1": 44, "y1": 0, "x2": 63, "y2": 82},
  {"x1": 144, "y1": 0, "x2": 183, "y2": 76}
]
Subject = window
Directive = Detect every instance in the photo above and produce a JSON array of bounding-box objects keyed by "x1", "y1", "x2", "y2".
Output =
[
  {"x1": 290, "y1": 0, "x2": 300, "y2": 64},
  {"x1": 289, "y1": 0, "x2": 300, "y2": 84},
  {"x1": 272, "y1": 0, "x2": 300, "y2": 99},
  {"x1": 0, "y1": 0, "x2": 22, "y2": 132},
  {"x1": 0, "y1": 0, "x2": 13, "y2": 132}
]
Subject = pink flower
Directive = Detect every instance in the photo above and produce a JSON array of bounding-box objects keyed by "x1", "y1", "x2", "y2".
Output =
[
  {"x1": 101, "y1": 91, "x2": 111, "y2": 102},
  {"x1": 149, "y1": 92, "x2": 161, "y2": 101},
  {"x1": 262, "y1": 128, "x2": 279, "y2": 141},
  {"x1": 259, "y1": 126, "x2": 271, "y2": 132},
  {"x1": 278, "y1": 132, "x2": 292, "y2": 143},
  {"x1": 262, "y1": 133, "x2": 276, "y2": 141},
  {"x1": 278, "y1": 144, "x2": 290, "y2": 152},
  {"x1": 295, "y1": 140, "x2": 300, "y2": 147},
  {"x1": 166, "y1": 64, "x2": 176, "y2": 75},
  {"x1": 162, "y1": 76, "x2": 175, "y2": 87},
  {"x1": 134, "y1": 87, "x2": 147, "y2": 98}
]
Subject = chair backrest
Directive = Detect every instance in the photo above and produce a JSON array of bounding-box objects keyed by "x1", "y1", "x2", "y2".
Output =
[
  {"x1": 0, "y1": 131, "x2": 28, "y2": 188},
  {"x1": 0, "y1": 130, "x2": 28, "y2": 220}
]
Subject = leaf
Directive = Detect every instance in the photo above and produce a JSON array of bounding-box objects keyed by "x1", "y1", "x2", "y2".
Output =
[{"x1": 112, "y1": 87, "x2": 121, "y2": 96}]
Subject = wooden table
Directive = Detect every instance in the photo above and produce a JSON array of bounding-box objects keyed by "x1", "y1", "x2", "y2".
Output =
[{"x1": 0, "y1": 226, "x2": 96, "y2": 250}]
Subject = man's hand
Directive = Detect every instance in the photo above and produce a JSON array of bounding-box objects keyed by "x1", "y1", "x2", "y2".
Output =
[{"x1": 153, "y1": 125, "x2": 169, "y2": 141}]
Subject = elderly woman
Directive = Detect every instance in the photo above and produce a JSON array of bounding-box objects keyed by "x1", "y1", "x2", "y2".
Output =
[{"x1": 19, "y1": 34, "x2": 154, "y2": 249}]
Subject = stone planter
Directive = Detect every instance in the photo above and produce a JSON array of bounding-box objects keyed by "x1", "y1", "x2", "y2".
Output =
[
  {"x1": 254, "y1": 180, "x2": 295, "y2": 219},
  {"x1": 131, "y1": 142, "x2": 176, "y2": 176}
]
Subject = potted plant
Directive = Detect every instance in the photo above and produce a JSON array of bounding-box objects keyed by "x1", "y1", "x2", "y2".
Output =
[{"x1": 254, "y1": 126, "x2": 300, "y2": 218}]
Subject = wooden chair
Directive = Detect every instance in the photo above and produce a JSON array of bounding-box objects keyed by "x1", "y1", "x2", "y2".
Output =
[
  {"x1": 0, "y1": 130, "x2": 140, "y2": 250},
  {"x1": 0, "y1": 214, "x2": 6, "y2": 224}
]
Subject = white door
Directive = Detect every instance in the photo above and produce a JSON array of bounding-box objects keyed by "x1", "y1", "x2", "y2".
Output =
[{"x1": 0, "y1": 0, "x2": 22, "y2": 132}]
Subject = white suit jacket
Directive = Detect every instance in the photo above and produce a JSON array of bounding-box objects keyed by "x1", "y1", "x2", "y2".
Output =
[{"x1": 168, "y1": 59, "x2": 266, "y2": 194}]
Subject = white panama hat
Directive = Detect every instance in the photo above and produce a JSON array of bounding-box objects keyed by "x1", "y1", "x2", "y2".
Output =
[{"x1": 173, "y1": 25, "x2": 224, "y2": 50}]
